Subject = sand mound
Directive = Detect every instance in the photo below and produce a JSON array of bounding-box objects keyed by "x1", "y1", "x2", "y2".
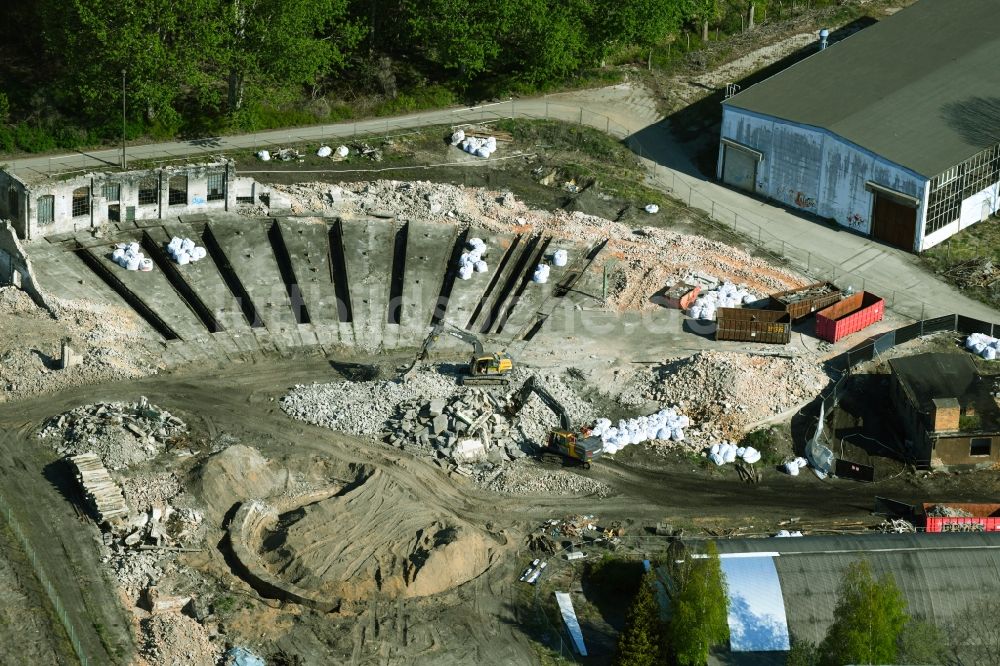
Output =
[
  {"x1": 195, "y1": 445, "x2": 288, "y2": 519},
  {"x1": 260, "y1": 469, "x2": 499, "y2": 599}
]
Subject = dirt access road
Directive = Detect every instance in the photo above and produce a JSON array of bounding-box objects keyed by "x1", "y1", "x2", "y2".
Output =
[{"x1": 3, "y1": 354, "x2": 999, "y2": 663}]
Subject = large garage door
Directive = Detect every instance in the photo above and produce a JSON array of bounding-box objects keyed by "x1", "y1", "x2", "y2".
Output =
[
  {"x1": 871, "y1": 193, "x2": 917, "y2": 251},
  {"x1": 722, "y1": 144, "x2": 758, "y2": 193}
]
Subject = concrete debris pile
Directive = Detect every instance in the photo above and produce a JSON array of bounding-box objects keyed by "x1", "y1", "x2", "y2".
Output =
[
  {"x1": 927, "y1": 504, "x2": 975, "y2": 518},
  {"x1": 966, "y1": 333, "x2": 999, "y2": 360},
  {"x1": 280, "y1": 369, "x2": 458, "y2": 439},
  {"x1": 120, "y1": 472, "x2": 183, "y2": 513},
  {"x1": 109, "y1": 549, "x2": 169, "y2": 602},
  {"x1": 687, "y1": 281, "x2": 762, "y2": 321},
  {"x1": 457, "y1": 237, "x2": 489, "y2": 280},
  {"x1": 166, "y1": 236, "x2": 207, "y2": 265},
  {"x1": 591, "y1": 407, "x2": 691, "y2": 455},
  {"x1": 481, "y1": 466, "x2": 612, "y2": 497},
  {"x1": 383, "y1": 390, "x2": 526, "y2": 464},
  {"x1": 645, "y1": 351, "x2": 828, "y2": 439},
  {"x1": 112, "y1": 242, "x2": 153, "y2": 272},
  {"x1": 69, "y1": 452, "x2": 129, "y2": 524},
  {"x1": 119, "y1": 504, "x2": 204, "y2": 548},
  {"x1": 39, "y1": 397, "x2": 188, "y2": 470},
  {"x1": 267, "y1": 180, "x2": 806, "y2": 310},
  {"x1": 505, "y1": 369, "x2": 597, "y2": 446},
  {"x1": 139, "y1": 611, "x2": 222, "y2": 666},
  {"x1": 706, "y1": 442, "x2": 761, "y2": 466}
]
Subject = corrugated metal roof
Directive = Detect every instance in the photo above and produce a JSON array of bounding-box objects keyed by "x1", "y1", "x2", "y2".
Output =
[
  {"x1": 700, "y1": 533, "x2": 1000, "y2": 646},
  {"x1": 722, "y1": 0, "x2": 1000, "y2": 177}
]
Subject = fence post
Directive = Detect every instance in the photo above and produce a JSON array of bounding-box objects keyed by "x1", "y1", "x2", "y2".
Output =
[
  {"x1": 781, "y1": 240, "x2": 785, "y2": 256},
  {"x1": 807, "y1": 252, "x2": 811, "y2": 271},
  {"x1": 711, "y1": 201, "x2": 715, "y2": 218}
]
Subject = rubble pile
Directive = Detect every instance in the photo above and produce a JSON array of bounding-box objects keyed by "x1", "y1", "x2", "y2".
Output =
[
  {"x1": 966, "y1": 333, "x2": 1000, "y2": 360},
  {"x1": 118, "y1": 504, "x2": 204, "y2": 548},
  {"x1": 280, "y1": 370, "x2": 458, "y2": 438},
  {"x1": 139, "y1": 611, "x2": 222, "y2": 666},
  {"x1": 927, "y1": 504, "x2": 975, "y2": 518},
  {"x1": 120, "y1": 472, "x2": 183, "y2": 513},
  {"x1": 39, "y1": 398, "x2": 188, "y2": 470},
  {"x1": 268, "y1": 180, "x2": 806, "y2": 310},
  {"x1": 384, "y1": 390, "x2": 525, "y2": 464},
  {"x1": 480, "y1": 466, "x2": 612, "y2": 497},
  {"x1": 644, "y1": 351, "x2": 828, "y2": 439}
]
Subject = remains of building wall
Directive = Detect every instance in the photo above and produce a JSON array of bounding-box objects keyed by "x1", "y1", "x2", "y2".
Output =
[{"x1": 0, "y1": 219, "x2": 48, "y2": 309}]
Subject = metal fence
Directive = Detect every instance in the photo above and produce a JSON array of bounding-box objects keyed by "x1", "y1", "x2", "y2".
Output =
[{"x1": 0, "y1": 491, "x2": 89, "y2": 665}]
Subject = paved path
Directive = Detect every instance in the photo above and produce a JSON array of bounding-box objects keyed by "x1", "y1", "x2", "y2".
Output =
[{"x1": 5, "y1": 83, "x2": 996, "y2": 322}]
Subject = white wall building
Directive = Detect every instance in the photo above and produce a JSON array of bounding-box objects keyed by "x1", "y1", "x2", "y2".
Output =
[{"x1": 717, "y1": 0, "x2": 1000, "y2": 252}]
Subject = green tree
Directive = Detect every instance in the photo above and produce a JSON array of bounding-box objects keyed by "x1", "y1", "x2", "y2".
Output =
[
  {"x1": 786, "y1": 637, "x2": 820, "y2": 666},
  {"x1": 668, "y1": 541, "x2": 729, "y2": 665},
  {"x1": 403, "y1": 0, "x2": 516, "y2": 80},
  {"x1": 897, "y1": 617, "x2": 947, "y2": 665},
  {"x1": 224, "y1": 0, "x2": 363, "y2": 122},
  {"x1": 818, "y1": 560, "x2": 909, "y2": 666},
  {"x1": 613, "y1": 570, "x2": 664, "y2": 666}
]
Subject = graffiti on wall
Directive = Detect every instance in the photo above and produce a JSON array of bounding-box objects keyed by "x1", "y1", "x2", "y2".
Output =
[
  {"x1": 790, "y1": 190, "x2": 816, "y2": 209},
  {"x1": 845, "y1": 212, "x2": 867, "y2": 231}
]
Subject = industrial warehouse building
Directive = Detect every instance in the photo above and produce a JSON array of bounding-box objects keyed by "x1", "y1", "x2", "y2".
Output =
[{"x1": 717, "y1": 0, "x2": 1000, "y2": 252}]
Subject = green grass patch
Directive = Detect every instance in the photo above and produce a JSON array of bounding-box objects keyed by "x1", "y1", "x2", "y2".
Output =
[{"x1": 922, "y1": 218, "x2": 1000, "y2": 310}]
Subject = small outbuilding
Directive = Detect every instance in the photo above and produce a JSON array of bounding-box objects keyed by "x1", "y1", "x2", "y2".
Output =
[{"x1": 888, "y1": 352, "x2": 1000, "y2": 468}]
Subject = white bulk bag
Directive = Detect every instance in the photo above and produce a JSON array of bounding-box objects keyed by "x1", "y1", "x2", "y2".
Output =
[
  {"x1": 192, "y1": 247, "x2": 207, "y2": 261},
  {"x1": 554, "y1": 249, "x2": 568, "y2": 267},
  {"x1": 474, "y1": 260, "x2": 488, "y2": 273},
  {"x1": 176, "y1": 252, "x2": 190, "y2": 266},
  {"x1": 316, "y1": 145, "x2": 333, "y2": 158},
  {"x1": 458, "y1": 264, "x2": 474, "y2": 280},
  {"x1": 451, "y1": 130, "x2": 465, "y2": 145},
  {"x1": 139, "y1": 258, "x2": 154, "y2": 271},
  {"x1": 257, "y1": 150, "x2": 271, "y2": 161},
  {"x1": 336, "y1": 145, "x2": 349, "y2": 158},
  {"x1": 112, "y1": 248, "x2": 125, "y2": 263},
  {"x1": 784, "y1": 462, "x2": 800, "y2": 476},
  {"x1": 645, "y1": 204, "x2": 659, "y2": 214},
  {"x1": 126, "y1": 256, "x2": 141, "y2": 271}
]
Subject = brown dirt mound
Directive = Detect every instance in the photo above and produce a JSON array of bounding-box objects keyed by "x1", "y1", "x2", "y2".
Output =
[
  {"x1": 260, "y1": 468, "x2": 501, "y2": 599},
  {"x1": 194, "y1": 445, "x2": 289, "y2": 520}
]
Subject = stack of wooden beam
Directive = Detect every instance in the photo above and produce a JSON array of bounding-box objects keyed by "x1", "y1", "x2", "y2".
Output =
[{"x1": 69, "y1": 453, "x2": 129, "y2": 525}]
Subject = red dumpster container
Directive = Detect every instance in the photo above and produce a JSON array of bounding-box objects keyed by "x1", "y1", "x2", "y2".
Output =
[
  {"x1": 815, "y1": 291, "x2": 884, "y2": 343},
  {"x1": 923, "y1": 503, "x2": 1000, "y2": 533}
]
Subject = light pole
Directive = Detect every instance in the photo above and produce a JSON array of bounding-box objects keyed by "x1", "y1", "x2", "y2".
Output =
[{"x1": 121, "y1": 69, "x2": 127, "y2": 170}]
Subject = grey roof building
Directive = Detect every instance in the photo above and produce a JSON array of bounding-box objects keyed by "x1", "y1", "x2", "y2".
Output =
[
  {"x1": 692, "y1": 533, "x2": 1000, "y2": 664},
  {"x1": 717, "y1": 0, "x2": 1000, "y2": 253}
]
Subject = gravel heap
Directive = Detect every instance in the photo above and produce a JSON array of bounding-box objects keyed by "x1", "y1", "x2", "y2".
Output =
[
  {"x1": 269, "y1": 181, "x2": 806, "y2": 311},
  {"x1": 280, "y1": 369, "x2": 459, "y2": 438},
  {"x1": 0, "y1": 287, "x2": 157, "y2": 402},
  {"x1": 38, "y1": 398, "x2": 187, "y2": 470},
  {"x1": 480, "y1": 466, "x2": 612, "y2": 497},
  {"x1": 138, "y1": 612, "x2": 222, "y2": 666},
  {"x1": 644, "y1": 351, "x2": 828, "y2": 440}
]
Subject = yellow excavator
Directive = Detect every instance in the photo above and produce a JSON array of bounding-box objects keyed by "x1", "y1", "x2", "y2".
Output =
[
  {"x1": 400, "y1": 320, "x2": 513, "y2": 385},
  {"x1": 506, "y1": 376, "x2": 603, "y2": 469}
]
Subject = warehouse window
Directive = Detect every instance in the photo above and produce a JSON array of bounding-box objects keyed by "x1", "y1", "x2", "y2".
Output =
[
  {"x1": 926, "y1": 143, "x2": 1000, "y2": 236},
  {"x1": 168, "y1": 175, "x2": 187, "y2": 206},
  {"x1": 138, "y1": 176, "x2": 158, "y2": 205},
  {"x1": 207, "y1": 172, "x2": 225, "y2": 201},
  {"x1": 103, "y1": 182, "x2": 120, "y2": 202},
  {"x1": 37, "y1": 195, "x2": 54, "y2": 225},
  {"x1": 971, "y1": 438, "x2": 991, "y2": 457},
  {"x1": 72, "y1": 187, "x2": 90, "y2": 217}
]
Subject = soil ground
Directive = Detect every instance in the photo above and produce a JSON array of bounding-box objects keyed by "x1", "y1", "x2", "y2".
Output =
[{"x1": 4, "y1": 344, "x2": 1000, "y2": 664}]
